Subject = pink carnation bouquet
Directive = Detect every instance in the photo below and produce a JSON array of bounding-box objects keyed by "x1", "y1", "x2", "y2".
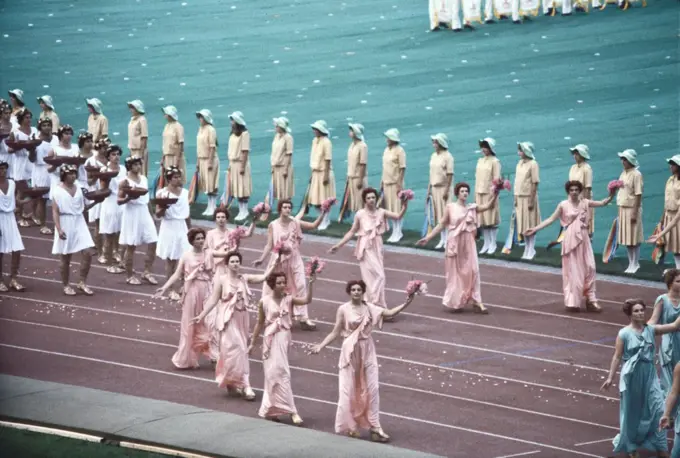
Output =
[
  {"x1": 305, "y1": 256, "x2": 326, "y2": 276},
  {"x1": 228, "y1": 226, "x2": 247, "y2": 247},
  {"x1": 405, "y1": 279, "x2": 429, "y2": 298},
  {"x1": 320, "y1": 197, "x2": 337, "y2": 213},
  {"x1": 252, "y1": 202, "x2": 271, "y2": 215},
  {"x1": 398, "y1": 189, "x2": 415, "y2": 201},
  {"x1": 491, "y1": 177, "x2": 512, "y2": 195},
  {"x1": 607, "y1": 179, "x2": 624, "y2": 194},
  {"x1": 272, "y1": 240, "x2": 292, "y2": 256}
]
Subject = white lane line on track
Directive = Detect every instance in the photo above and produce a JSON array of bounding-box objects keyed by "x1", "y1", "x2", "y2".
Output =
[
  {"x1": 0, "y1": 317, "x2": 618, "y2": 431},
  {"x1": 4, "y1": 275, "x2": 611, "y2": 373},
  {"x1": 17, "y1": 253, "x2": 621, "y2": 342},
  {"x1": 573, "y1": 437, "x2": 614, "y2": 447},
  {"x1": 0, "y1": 343, "x2": 608, "y2": 457},
  {"x1": 494, "y1": 451, "x2": 542, "y2": 458},
  {"x1": 0, "y1": 296, "x2": 619, "y2": 402}
]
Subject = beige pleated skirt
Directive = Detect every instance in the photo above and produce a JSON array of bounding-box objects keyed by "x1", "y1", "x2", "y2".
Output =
[
  {"x1": 515, "y1": 196, "x2": 541, "y2": 235},
  {"x1": 431, "y1": 185, "x2": 450, "y2": 225},
  {"x1": 348, "y1": 177, "x2": 368, "y2": 212},
  {"x1": 664, "y1": 210, "x2": 680, "y2": 253},
  {"x1": 476, "y1": 192, "x2": 500, "y2": 227},
  {"x1": 272, "y1": 166, "x2": 294, "y2": 200},
  {"x1": 309, "y1": 170, "x2": 336, "y2": 206},
  {"x1": 617, "y1": 206, "x2": 643, "y2": 246},
  {"x1": 198, "y1": 158, "x2": 220, "y2": 195},
  {"x1": 382, "y1": 184, "x2": 401, "y2": 214},
  {"x1": 228, "y1": 162, "x2": 252, "y2": 199}
]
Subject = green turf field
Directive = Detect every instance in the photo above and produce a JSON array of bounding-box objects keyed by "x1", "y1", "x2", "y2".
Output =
[
  {"x1": 0, "y1": 426, "x2": 174, "y2": 458},
  {"x1": 1, "y1": 0, "x2": 677, "y2": 260}
]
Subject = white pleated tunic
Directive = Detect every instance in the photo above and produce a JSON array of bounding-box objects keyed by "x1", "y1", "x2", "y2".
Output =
[
  {"x1": 9, "y1": 127, "x2": 37, "y2": 181},
  {"x1": 0, "y1": 180, "x2": 25, "y2": 253},
  {"x1": 31, "y1": 140, "x2": 52, "y2": 198},
  {"x1": 118, "y1": 175, "x2": 158, "y2": 246},
  {"x1": 0, "y1": 139, "x2": 10, "y2": 177},
  {"x1": 51, "y1": 185, "x2": 94, "y2": 255},
  {"x1": 99, "y1": 168, "x2": 127, "y2": 235},
  {"x1": 49, "y1": 143, "x2": 87, "y2": 199},
  {"x1": 84, "y1": 156, "x2": 107, "y2": 221},
  {"x1": 156, "y1": 187, "x2": 191, "y2": 260}
]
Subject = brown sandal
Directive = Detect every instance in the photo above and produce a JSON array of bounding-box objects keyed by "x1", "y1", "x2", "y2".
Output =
[
  {"x1": 9, "y1": 280, "x2": 25, "y2": 292},
  {"x1": 585, "y1": 301, "x2": 602, "y2": 313}
]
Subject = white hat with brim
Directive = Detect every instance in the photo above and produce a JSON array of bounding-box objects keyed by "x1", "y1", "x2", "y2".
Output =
[
  {"x1": 479, "y1": 137, "x2": 496, "y2": 155},
  {"x1": 127, "y1": 100, "x2": 145, "y2": 114},
  {"x1": 431, "y1": 133, "x2": 449, "y2": 150},
  {"x1": 196, "y1": 109, "x2": 213, "y2": 125},
  {"x1": 8, "y1": 89, "x2": 24, "y2": 103},
  {"x1": 162, "y1": 105, "x2": 178, "y2": 121},
  {"x1": 667, "y1": 154, "x2": 680, "y2": 167},
  {"x1": 384, "y1": 128, "x2": 400, "y2": 143},
  {"x1": 310, "y1": 120, "x2": 329, "y2": 136},
  {"x1": 348, "y1": 123, "x2": 364, "y2": 141},
  {"x1": 569, "y1": 144, "x2": 590, "y2": 160},
  {"x1": 273, "y1": 117, "x2": 291, "y2": 133},
  {"x1": 86, "y1": 98, "x2": 103, "y2": 114},
  {"x1": 518, "y1": 141, "x2": 535, "y2": 159},
  {"x1": 229, "y1": 111, "x2": 246, "y2": 127},
  {"x1": 37, "y1": 95, "x2": 55, "y2": 110},
  {"x1": 618, "y1": 149, "x2": 639, "y2": 168}
]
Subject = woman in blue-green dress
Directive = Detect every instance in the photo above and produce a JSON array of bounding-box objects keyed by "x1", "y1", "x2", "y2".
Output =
[
  {"x1": 650, "y1": 269, "x2": 680, "y2": 417},
  {"x1": 660, "y1": 362, "x2": 680, "y2": 458},
  {"x1": 601, "y1": 298, "x2": 680, "y2": 458}
]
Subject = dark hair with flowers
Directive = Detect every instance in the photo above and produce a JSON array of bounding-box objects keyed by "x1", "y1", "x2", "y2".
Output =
[
  {"x1": 57, "y1": 124, "x2": 74, "y2": 140},
  {"x1": 96, "y1": 136, "x2": 111, "y2": 150},
  {"x1": 59, "y1": 164, "x2": 78, "y2": 182},
  {"x1": 38, "y1": 117, "x2": 53, "y2": 128},
  {"x1": 106, "y1": 144, "x2": 122, "y2": 159},
  {"x1": 16, "y1": 108, "x2": 32, "y2": 125},
  {"x1": 78, "y1": 131, "x2": 94, "y2": 148},
  {"x1": 164, "y1": 166, "x2": 182, "y2": 181},
  {"x1": 124, "y1": 155, "x2": 143, "y2": 171}
]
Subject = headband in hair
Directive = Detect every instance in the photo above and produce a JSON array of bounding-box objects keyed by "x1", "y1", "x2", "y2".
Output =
[
  {"x1": 57, "y1": 124, "x2": 74, "y2": 137},
  {"x1": 38, "y1": 118, "x2": 53, "y2": 127},
  {"x1": 164, "y1": 165, "x2": 182, "y2": 180},
  {"x1": 124, "y1": 155, "x2": 143, "y2": 170}
]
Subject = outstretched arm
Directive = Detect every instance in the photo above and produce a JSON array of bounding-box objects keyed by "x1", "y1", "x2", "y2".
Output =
[
  {"x1": 524, "y1": 204, "x2": 561, "y2": 236},
  {"x1": 248, "y1": 300, "x2": 266, "y2": 355},
  {"x1": 384, "y1": 200, "x2": 408, "y2": 221},
  {"x1": 292, "y1": 276, "x2": 315, "y2": 305},
  {"x1": 253, "y1": 225, "x2": 273, "y2": 267},
  {"x1": 310, "y1": 306, "x2": 343, "y2": 354},
  {"x1": 650, "y1": 211, "x2": 680, "y2": 243},
  {"x1": 588, "y1": 193, "x2": 614, "y2": 208},
  {"x1": 246, "y1": 255, "x2": 279, "y2": 284},
  {"x1": 477, "y1": 192, "x2": 499, "y2": 213},
  {"x1": 329, "y1": 215, "x2": 360, "y2": 253},
  {"x1": 600, "y1": 335, "x2": 624, "y2": 391},
  {"x1": 416, "y1": 210, "x2": 450, "y2": 245},
  {"x1": 192, "y1": 276, "x2": 224, "y2": 323},
  {"x1": 382, "y1": 295, "x2": 414, "y2": 319},
  {"x1": 299, "y1": 211, "x2": 324, "y2": 230},
  {"x1": 660, "y1": 363, "x2": 680, "y2": 430},
  {"x1": 155, "y1": 256, "x2": 186, "y2": 297}
]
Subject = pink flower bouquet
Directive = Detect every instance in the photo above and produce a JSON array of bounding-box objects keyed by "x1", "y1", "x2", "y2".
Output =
[
  {"x1": 607, "y1": 179, "x2": 624, "y2": 194},
  {"x1": 405, "y1": 280, "x2": 429, "y2": 298},
  {"x1": 398, "y1": 189, "x2": 415, "y2": 201},
  {"x1": 305, "y1": 256, "x2": 326, "y2": 276},
  {"x1": 252, "y1": 202, "x2": 271, "y2": 215},
  {"x1": 228, "y1": 226, "x2": 247, "y2": 247},
  {"x1": 490, "y1": 177, "x2": 511, "y2": 195},
  {"x1": 320, "y1": 198, "x2": 337, "y2": 213},
  {"x1": 272, "y1": 240, "x2": 292, "y2": 256}
]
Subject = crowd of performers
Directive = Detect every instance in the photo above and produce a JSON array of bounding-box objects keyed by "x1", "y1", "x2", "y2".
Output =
[{"x1": 429, "y1": 0, "x2": 646, "y2": 32}]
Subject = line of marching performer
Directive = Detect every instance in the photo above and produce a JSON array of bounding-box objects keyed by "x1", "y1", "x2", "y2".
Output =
[{"x1": 429, "y1": 0, "x2": 646, "y2": 32}]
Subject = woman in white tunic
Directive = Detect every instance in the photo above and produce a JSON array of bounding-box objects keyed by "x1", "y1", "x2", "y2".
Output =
[
  {"x1": 98, "y1": 144, "x2": 126, "y2": 274},
  {"x1": 47, "y1": 125, "x2": 86, "y2": 199},
  {"x1": 0, "y1": 101, "x2": 12, "y2": 174},
  {"x1": 155, "y1": 166, "x2": 191, "y2": 300},
  {"x1": 30, "y1": 118, "x2": 54, "y2": 234},
  {"x1": 6, "y1": 108, "x2": 38, "y2": 227},
  {"x1": 84, "y1": 134, "x2": 108, "y2": 263},
  {"x1": 52, "y1": 165, "x2": 97, "y2": 296},
  {"x1": 0, "y1": 160, "x2": 26, "y2": 292},
  {"x1": 118, "y1": 156, "x2": 158, "y2": 285}
]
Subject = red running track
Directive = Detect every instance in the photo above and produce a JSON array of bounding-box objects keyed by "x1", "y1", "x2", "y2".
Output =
[{"x1": 0, "y1": 224, "x2": 667, "y2": 458}]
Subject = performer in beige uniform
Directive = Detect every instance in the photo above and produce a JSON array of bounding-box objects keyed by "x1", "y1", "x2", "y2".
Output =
[
  {"x1": 161, "y1": 106, "x2": 186, "y2": 184},
  {"x1": 227, "y1": 111, "x2": 252, "y2": 221},
  {"x1": 346, "y1": 123, "x2": 368, "y2": 214},
  {"x1": 195, "y1": 109, "x2": 219, "y2": 216},
  {"x1": 37, "y1": 96, "x2": 60, "y2": 134},
  {"x1": 476, "y1": 138, "x2": 501, "y2": 255},
  {"x1": 429, "y1": 133, "x2": 454, "y2": 250},
  {"x1": 308, "y1": 120, "x2": 335, "y2": 231},
  {"x1": 568, "y1": 144, "x2": 594, "y2": 236},
  {"x1": 382, "y1": 128, "x2": 406, "y2": 243},
  {"x1": 513, "y1": 142, "x2": 540, "y2": 260},
  {"x1": 86, "y1": 98, "x2": 109, "y2": 144},
  {"x1": 127, "y1": 100, "x2": 149, "y2": 175},
  {"x1": 648, "y1": 155, "x2": 680, "y2": 269},
  {"x1": 616, "y1": 149, "x2": 643, "y2": 274},
  {"x1": 271, "y1": 117, "x2": 294, "y2": 201}
]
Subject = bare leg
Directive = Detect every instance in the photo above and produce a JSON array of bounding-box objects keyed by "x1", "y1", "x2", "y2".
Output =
[
  {"x1": 125, "y1": 245, "x2": 141, "y2": 284},
  {"x1": 61, "y1": 254, "x2": 76, "y2": 295},
  {"x1": 93, "y1": 220, "x2": 105, "y2": 262},
  {"x1": 142, "y1": 244, "x2": 158, "y2": 285},
  {"x1": 77, "y1": 248, "x2": 95, "y2": 295},
  {"x1": 0, "y1": 253, "x2": 6, "y2": 292},
  {"x1": 166, "y1": 259, "x2": 179, "y2": 300},
  {"x1": 9, "y1": 251, "x2": 25, "y2": 291}
]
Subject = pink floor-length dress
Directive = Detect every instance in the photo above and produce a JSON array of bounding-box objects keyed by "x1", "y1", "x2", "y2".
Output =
[
  {"x1": 171, "y1": 250, "x2": 212, "y2": 369},
  {"x1": 353, "y1": 209, "x2": 387, "y2": 308},
  {"x1": 443, "y1": 203, "x2": 482, "y2": 310},
  {"x1": 204, "y1": 227, "x2": 238, "y2": 360},
  {"x1": 335, "y1": 301, "x2": 384, "y2": 434},
  {"x1": 258, "y1": 295, "x2": 298, "y2": 418},
  {"x1": 559, "y1": 199, "x2": 597, "y2": 309},
  {"x1": 261, "y1": 219, "x2": 310, "y2": 320},
  {"x1": 214, "y1": 274, "x2": 253, "y2": 389}
]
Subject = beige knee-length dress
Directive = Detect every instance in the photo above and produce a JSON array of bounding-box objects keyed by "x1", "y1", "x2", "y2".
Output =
[
  {"x1": 429, "y1": 150, "x2": 454, "y2": 225},
  {"x1": 347, "y1": 140, "x2": 368, "y2": 212},
  {"x1": 616, "y1": 168, "x2": 643, "y2": 246},
  {"x1": 162, "y1": 120, "x2": 186, "y2": 184},
  {"x1": 271, "y1": 132, "x2": 294, "y2": 200},
  {"x1": 197, "y1": 124, "x2": 219, "y2": 195},
  {"x1": 664, "y1": 175, "x2": 680, "y2": 253},
  {"x1": 381, "y1": 144, "x2": 406, "y2": 213},
  {"x1": 475, "y1": 155, "x2": 501, "y2": 227},
  {"x1": 227, "y1": 131, "x2": 252, "y2": 199},
  {"x1": 513, "y1": 158, "x2": 541, "y2": 235},
  {"x1": 128, "y1": 114, "x2": 149, "y2": 175},
  {"x1": 308, "y1": 136, "x2": 336, "y2": 206}
]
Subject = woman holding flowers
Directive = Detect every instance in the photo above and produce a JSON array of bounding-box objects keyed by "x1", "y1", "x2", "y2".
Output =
[
  {"x1": 249, "y1": 271, "x2": 315, "y2": 425},
  {"x1": 329, "y1": 187, "x2": 408, "y2": 309},
  {"x1": 525, "y1": 180, "x2": 614, "y2": 312},
  {"x1": 417, "y1": 182, "x2": 498, "y2": 314},
  {"x1": 253, "y1": 199, "x2": 324, "y2": 331},
  {"x1": 475, "y1": 138, "x2": 502, "y2": 255},
  {"x1": 310, "y1": 279, "x2": 420, "y2": 442},
  {"x1": 205, "y1": 207, "x2": 255, "y2": 279}
]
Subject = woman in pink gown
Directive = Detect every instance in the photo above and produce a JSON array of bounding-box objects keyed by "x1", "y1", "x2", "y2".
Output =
[
  {"x1": 525, "y1": 180, "x2": 613, "y2": 312},
  {"x1": 311, "y1": 280, "x2": 416, "y2": 442},
  {"x1": 248, "y1": 271, "x2": 315, "y2": 425},
  {"x1": 193, "y1": 251, "x2": 276, "y2": 400},
  {"x1": 329, "y1": 188, "x2": 407, "y2": 308},
  {"x1": 417, "y1": 182, "x2": 496, "y2": 313},
  {"x1": 253, "y1": 199, "x2": 324, "y2": 330},
  {"x1": 155, "y1": 228, "x2": 212, "y2": 369}
]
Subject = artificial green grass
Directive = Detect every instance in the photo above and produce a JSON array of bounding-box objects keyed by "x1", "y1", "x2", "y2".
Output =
[
  {"x1": 190, "y1": 204, "x2": 666, "y2": 282},
  {"x1": 0, "y1": 427, "x2": 173, "y2": 458}
]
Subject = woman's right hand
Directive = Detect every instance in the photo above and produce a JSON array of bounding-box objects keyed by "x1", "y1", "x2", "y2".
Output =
[
  {"x1": 309, "y1": 345, "x2": 321, "y2": 355},
  {"x1": 153, "y1": 287, "x2": 166, "y2": 298},
  {"x1": 58, "y1": 230, "x2": 67, "y2": 240},
  {"x1": 415, "y1": 237, "x2": 429, "y2": 246},
  {"x1": 524, "y1": 228, "x2": 536, "y2": 237},
  {"x1": 647, "y1": 235, "x2": 660, "y2": 244},
  {"x1": 190, "y1": 314, "x2": 203, "y2": 324},
  {"x1": 660, "y1": 415, "x2": 672, "y2": 431},
  {"x1": 600, "y1": 378, "x2": 612, "y2": 391}
]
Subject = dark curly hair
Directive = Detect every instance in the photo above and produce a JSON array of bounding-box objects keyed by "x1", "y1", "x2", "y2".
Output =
[
  {"x1": 345, "y1": 279, "x2": 367, "y2": 295},
  {"x1": 565, "y1": 180, "x2": 584, "y2": 194},
  {"x1": 454, "y1": 182, "x2": 470, "y2": 197},
  {"x1": 266, "y1": 272, "x2": 287, "y2": 290},
  {"x1": 361, "y1": 187, "x2": 379, "y2": 203},
  {"x1": 622, "y1": 298, "x2": 646, "y2": 317},
  {"x1": 187, "y1": 227, "x2": 206, "y2": 244}
]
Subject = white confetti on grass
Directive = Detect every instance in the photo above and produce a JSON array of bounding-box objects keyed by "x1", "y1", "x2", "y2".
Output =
[
  {"x1": 3, "y1": 34, "x2": 8, "y2": 38},
  {"x1": 28, "y1": 23, "x2": 33, "y2": 27},
  {"x1": 577, "y1": 100, "x2": 583, "y2": 104},
  {"x1": 43, "y1": 85, "x2": 49, "y2": 88},
  {"x1": 273, "y1": 60, "x2": 279, "y2": 64},
  {"x1": 180, "y1": 82, "x2": 186, "y2": 86},
  {"x1": 55, "y1": 39, "x2": 62, "y2": 43},
  {"x1": 564, "y1": 136, "x2": 572, "y2": 140},
  {"x1": 425, "y1": 106, "x2": 432, "y2": 110},
  {"x1": 313, "y1": 79, "x2": 320, "y2": 83},
  {"x1": 650, "y1": 105, "x2": 657, "y2": 109},
  {"x1": 643, "y1": 143, "x2": 651, "y2": 147},
  {"x1": 505, "y1": 95, "x2": 512, "y2": 99},
  {"x1": 361, "y1": 100, "x2": 368, "y2": 104}
]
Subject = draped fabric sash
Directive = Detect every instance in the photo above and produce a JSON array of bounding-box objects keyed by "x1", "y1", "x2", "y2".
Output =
[
  {"x1": 262, "y1": 296, "x2": 292, "y2": 359},
  {"x1": 445, "y1": 205, "x2": 477, "y2": 257},
  {"x1": 216, "y1": 277, "x2": 253, "y2": 331},
  {"x1": 354, "y1": 212, "x2": 385, "y2": 261},
  {"x1": 619, "y1": 328, "x2": 654, "y2": 393},
  {"x1": 561, "y1": 201, "x2": 589, "y2": 256}
]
